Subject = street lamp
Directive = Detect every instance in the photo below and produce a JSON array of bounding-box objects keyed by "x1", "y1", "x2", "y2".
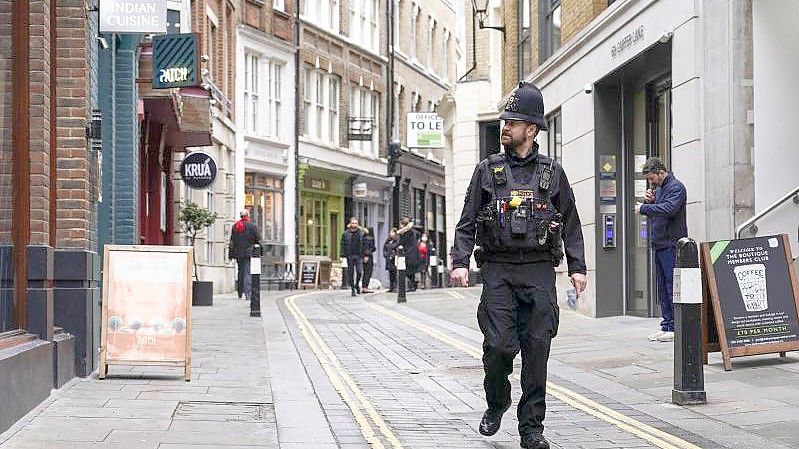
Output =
[{"x1": 471, "y1": 0, "x2": 505, "y2": 33}]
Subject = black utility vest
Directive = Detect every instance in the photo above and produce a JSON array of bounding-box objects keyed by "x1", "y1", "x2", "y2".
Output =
[{"x1": 478, "y1": 153, "x2": 559, "y2": 254}]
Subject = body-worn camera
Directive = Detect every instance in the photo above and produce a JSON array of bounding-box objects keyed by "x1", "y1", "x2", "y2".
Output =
[{"x1": 511, "y1": 205, "x2": 529, "y2": 237}]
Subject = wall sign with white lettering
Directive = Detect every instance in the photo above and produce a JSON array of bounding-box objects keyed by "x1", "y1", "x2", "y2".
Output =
[
  {"x1": 180, "y1": 151, "x2": 218, "y2": 189},
  {"x1": 99, "y1": 0, "x2": 167, "y2": 34},
  {"x1": 152, "y1": 33, "x2": 200, "y2": 89}
]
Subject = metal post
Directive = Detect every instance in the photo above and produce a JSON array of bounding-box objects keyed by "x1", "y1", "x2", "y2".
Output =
[
  {"x1": 250, "y1": 244, "x2": 262, "y2": 318},
  {"x1": 672, "y1": 237, "x2": 707, "y2": 405},
  {"x1": 396, "y1": 245, "x2": 406, "y2": 303},
  {"x1": 429, "y1": 246, "x2": 439, "y2": 288}
]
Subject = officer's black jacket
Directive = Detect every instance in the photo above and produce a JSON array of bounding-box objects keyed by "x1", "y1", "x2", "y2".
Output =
[{"x1": 452, "y1": 144, "x2": 587, "y2": 275}]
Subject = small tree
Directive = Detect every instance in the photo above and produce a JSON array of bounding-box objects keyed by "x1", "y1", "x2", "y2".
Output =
[{"x1": 179, "y1": 201, "x2": 219, "y2": 281}]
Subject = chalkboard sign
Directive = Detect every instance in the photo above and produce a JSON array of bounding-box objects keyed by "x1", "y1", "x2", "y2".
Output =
[
  {"x1": 701, "y1": 234, "x2": 799, "y2": 370},
  {"x1": 299, "y1": 261, "x2": 319, "y2": 288}
]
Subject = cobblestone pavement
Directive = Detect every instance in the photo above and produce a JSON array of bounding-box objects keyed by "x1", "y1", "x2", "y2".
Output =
[{"x1": 280, "y1": 289, "x2": 732, "y2": 449}]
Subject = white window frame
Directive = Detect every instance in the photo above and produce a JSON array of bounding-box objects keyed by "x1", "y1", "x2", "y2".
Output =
[
  {"x1": 274, "y1": 0, "x2": 285, "y2": 13},
  {"x1": 410, "y1": 3, "x2": 418, "y2": 60},
  {"x1": 244, "y1": 52, "x2": 259, "y2": 134},
  {"x1": 205, "y1": 189, "x2": 215, "y2": 264},
  {"x1": 328, "y1": 75, "x2": 340, "y2": 146},
  {"x1": 315, "y1": 71, "x2": 325, "y2": 139},
  {"x1": 442, "y1": 30, "x2": 449, "y2": 80},
  {"x1": 427, "y1": 16, "x2": 434, "y2": 69},
  {"x1": 270, "y1": 63, "x2": 282, "y2": 139},
  {"x1": 303, "y1": 66, "x2": 313, "y2": 136}
]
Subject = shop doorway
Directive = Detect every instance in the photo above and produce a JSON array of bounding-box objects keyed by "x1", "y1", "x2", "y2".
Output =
[{"x1": 625, "y1": 77, "x2": 672, "y2": 317}]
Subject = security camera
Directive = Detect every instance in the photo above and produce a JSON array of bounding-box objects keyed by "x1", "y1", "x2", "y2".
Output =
[
  {"x1": 97, "y1": 36, "x2": 109, "y2": 50},
  {"x1": 584, "y1": 83, "x2": 593, "y2": 94},
  {"x1": 201, "y1": 54, "x2": 210, "y2": 62},
  {"x1": 659, "y1": 30, "x2": 674, "y2": 43}
]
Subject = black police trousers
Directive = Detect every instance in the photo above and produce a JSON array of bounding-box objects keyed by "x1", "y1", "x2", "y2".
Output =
[{"x1": 477, "y1": 261, "x2": 559, "y2": 437}]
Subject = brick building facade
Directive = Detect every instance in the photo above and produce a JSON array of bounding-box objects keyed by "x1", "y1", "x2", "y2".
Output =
[{"x1": 0, "y1": 0, "x2": 101, "y2": 433}]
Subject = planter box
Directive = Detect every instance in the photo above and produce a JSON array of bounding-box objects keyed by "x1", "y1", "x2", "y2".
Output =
[{"x1": 192, "y1": 281, "x2": 213, "y2": 306}]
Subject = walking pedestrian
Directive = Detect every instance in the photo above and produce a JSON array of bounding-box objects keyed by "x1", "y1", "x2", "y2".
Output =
[
  {"x1": 635, "y1": 156, "x2": 688, "y2": 343},
  {"x1": 340, "y1": 217, "x2": 365, "y2": 297},
  {"x1": 383, "y1": 228, "x2": 399, "y2": 292},
  {"x1": 361, "y1": 226, "x2": 376, "y2": 293},
  {"x1": 450, "y1": 82, "x2": 587, "y2": 449},
  {"x1": 397, "y1": 217, "x2": 420, "y2": 292},
  {"x1": 418, "y1": 233, "x2": 430, "y2": 289},
  {"x1": 228, "y1": 210, "x2": 261, "y2": 301}
]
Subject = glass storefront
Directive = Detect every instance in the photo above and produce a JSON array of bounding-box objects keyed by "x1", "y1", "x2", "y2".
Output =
[{"x1": 245, "y1": 173, "x2": 284, "y2": 243}]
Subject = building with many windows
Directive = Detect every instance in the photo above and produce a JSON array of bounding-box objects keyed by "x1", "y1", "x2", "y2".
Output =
[
  {"x1": 390, "y1": 0, "x2": 458, "y2": 275},
  {"x1": 236, "y1": 0, "x2": 297, "y2": 275},
  {"x1": 297, "y1": 0, "x2": 392, "y2": 286}
]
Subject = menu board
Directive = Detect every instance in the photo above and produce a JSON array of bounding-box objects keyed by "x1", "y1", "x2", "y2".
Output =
[
  {"x1": 299, "y1": 261, "x2": 319, "y2": 288},
  {"x1": 701, "y1": 235, "x2": 799, "y2": 370},
  {"x1": 100, "y1": 245, "x2": 193, "y2": 381}
]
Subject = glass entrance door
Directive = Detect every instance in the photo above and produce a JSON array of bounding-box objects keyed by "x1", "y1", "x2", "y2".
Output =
[{"x1": 625, "y1": 78, "x2": 672, "y2": 317}]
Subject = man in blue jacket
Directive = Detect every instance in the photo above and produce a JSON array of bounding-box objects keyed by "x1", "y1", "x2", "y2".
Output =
[{"x1": 635, "y1": 157, "x2": 687, "y2": 343}]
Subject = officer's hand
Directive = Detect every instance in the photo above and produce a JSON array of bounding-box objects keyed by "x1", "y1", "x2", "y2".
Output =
[
  {"x1": 634, "y1": 202, "x2": 643, "y2": 214},
  {"x1": 450, "y1": 268, "x2": 469, "y2": 287},
  {"x1": 570, "y1": 273, "x2": 587, "y2": 294},
  {"x1": 644, "y1": 189, "x2": 655, "y2": 203}
]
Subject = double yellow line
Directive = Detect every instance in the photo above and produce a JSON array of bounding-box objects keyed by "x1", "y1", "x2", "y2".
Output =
[
  {"x1": 368, "y1": 302, "x2": 704, "y2": 449},
  {"x1": 284, "y1": 294, "x2": 405, "y2": 449}
]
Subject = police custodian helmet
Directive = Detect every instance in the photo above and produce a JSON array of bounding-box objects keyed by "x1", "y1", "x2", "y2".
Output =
[{"x1": 499, "y1": 82, "x2": 548, "y2": 131}]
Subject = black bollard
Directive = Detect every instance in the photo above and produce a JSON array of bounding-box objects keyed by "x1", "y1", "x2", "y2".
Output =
[
  {"x1": 672, "y1": 237, "x2": 707, "y2": 405},
  {"x1": 396, "y1": 245, "x2": 407, "y2": 303},
  {"x1": 250, "y1": 244, "x2": 262, "y2": 318}
]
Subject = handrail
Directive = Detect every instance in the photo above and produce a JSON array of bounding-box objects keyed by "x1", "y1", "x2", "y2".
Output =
[{"x1": 736, "y1": 185, "x2": 799, "y2": 238}]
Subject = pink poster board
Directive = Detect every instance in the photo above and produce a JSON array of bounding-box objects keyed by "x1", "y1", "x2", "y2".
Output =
[{"x1": 99, "y1": 245, "x2": 193, "y2": 381}]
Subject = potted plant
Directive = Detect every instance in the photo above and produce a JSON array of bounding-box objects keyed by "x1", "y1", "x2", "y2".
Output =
[{"x1": 179, "y1": 201, "x2": 219, "y2": 306}]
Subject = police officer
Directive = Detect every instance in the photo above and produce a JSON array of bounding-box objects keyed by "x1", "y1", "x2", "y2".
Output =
[{"x1": 450, "y1": 83, "x2": 587, "y2": 449}]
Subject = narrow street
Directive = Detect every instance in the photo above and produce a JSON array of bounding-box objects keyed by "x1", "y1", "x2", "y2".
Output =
[{"x1": 2, "y1": 290, "x2": 797, "y2": 449}]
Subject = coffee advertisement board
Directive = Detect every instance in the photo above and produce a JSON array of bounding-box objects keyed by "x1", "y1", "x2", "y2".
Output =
[{"x1": 701, "y1": 234, "x2": 799, "y2": 370}]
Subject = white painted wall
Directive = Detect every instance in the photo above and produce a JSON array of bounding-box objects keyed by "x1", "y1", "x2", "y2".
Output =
[{"x1": 752, "y1": 0, "x2": 799, "y2": 256}]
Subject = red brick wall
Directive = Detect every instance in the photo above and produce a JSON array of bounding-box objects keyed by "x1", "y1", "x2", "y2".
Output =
[
  {"x1": 29, "y1": 0, "x2": 52, "y2": 246},
  {"x1": 55, "y1": 0, "x2": 92, "y2": 249},
  {"x1": 0, "y1": 0, "x2": 14, "y2": 244}
]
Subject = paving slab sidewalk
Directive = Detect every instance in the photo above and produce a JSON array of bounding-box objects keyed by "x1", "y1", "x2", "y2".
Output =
[{"x1": 0, "y1": 291, "x2": 337, "y2": 449}]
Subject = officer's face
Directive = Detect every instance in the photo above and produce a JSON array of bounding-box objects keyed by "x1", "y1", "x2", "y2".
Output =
[
  {"x1": 349, "y1": 219, "x2": 359, "y2": 230},
  {"x1": 501, "y1": 120, "x2": 537, "y2": 149}
]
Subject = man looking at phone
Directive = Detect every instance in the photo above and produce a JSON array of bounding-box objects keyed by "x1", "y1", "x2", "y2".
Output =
[{"x1": 635, "y1": 157, "x2": 687, "y2": 342}]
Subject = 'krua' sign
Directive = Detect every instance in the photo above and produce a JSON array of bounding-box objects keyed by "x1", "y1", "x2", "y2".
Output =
[
  {"x1": 407, "y1": 113, "x2": 444, "y2": 149},
  {"x1": 180, "y1": 151, "x2": 218, "y2": 189},
  {"x1": 153, "y1": 33, "x2": 201, "y2": 89},
  {"x1": 99, "y1": 0, "x2": 167, "y2": 34}
]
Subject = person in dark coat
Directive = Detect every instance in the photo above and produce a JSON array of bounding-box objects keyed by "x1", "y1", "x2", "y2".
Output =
[
  {"x1": 383, "y1": 228, "x2": 399, "y2": 292},
  {"x1": 228, "y1": 209, "x2": 261, "y2": 301},
  {"x1": 340, "y1": 217, "x2": 365, "y2": 296},
  {"x1": 361, "y1": 226, "x2": 377, "y2": 293},
  {"x1": 397, "y1": 217, "x2": 421, "y2": 292},
  {"x1": 636, "y1": 157, "x2": 687, "y2": 343}
]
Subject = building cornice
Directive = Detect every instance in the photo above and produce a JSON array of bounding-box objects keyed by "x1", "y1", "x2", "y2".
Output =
[
  {"x1": 238, "y1": 25, "x2": 297, "y2": 54},
  {"x1": 300, "y1": 20, "x2": 389, "y2": 65}
]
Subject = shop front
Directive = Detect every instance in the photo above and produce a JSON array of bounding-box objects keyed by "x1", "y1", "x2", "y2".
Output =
[
  {"x1": 530, "y1": 0, "x2": 700, "y2": 318},
  {"x1": 351, "y1": 178, "x2": 392, "y2": 285},
  {"x1": 299, "y1": 168, "x2": 348, "y2": 261},
  {"x1": 245, "y1": 172, "x2": 286, "y2": 273}
]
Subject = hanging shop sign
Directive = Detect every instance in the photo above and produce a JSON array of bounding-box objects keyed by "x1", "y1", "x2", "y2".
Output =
[
  {"x1": 153, "y1": 33, "x2": 201, "y2": 89},
  {"x1": 407, "y1": 113, "x2": 444, "y2": 148},
  {"x1": 180, "y1": 151, "x2": 218, "y2": 189},
  {"x1": 701, "y1": 234, "x2": 799, "y2": 370},
  {"x1": 99, "y1": 0, "x2": 168, "y2": 34},
  {"x1": 99, "y1": 245, "x2": 193, "y2": 380}
]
